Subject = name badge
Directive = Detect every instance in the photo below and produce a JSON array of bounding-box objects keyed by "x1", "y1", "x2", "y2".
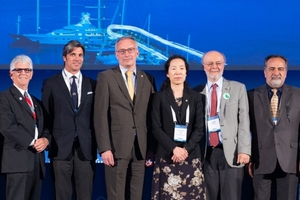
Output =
[
  {"x1": 174, "y1": 125, "x2": 187, "y2": 142},
  {"x1": 207, "y1": 116, "x2": 221, "y2": 133}
]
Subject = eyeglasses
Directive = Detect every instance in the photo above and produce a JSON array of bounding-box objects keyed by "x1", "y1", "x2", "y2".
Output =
[
  {"x1": 203, "y1": 62, "x2": 224, "y2": 68},
  {"x1": 12, "y1": 68, "x2": 33, "y2": 73},
  {"x1": 116, "y1": 48, "x2": 136, "y2": 55}
]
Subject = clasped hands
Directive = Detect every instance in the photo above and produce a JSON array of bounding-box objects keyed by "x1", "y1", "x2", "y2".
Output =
[
  {"x1": 172, "y1": 147, "x2": 188, "y2": 163},
  {"x1": 33, "y1": 138, "x2": 49, "y2": 153}
]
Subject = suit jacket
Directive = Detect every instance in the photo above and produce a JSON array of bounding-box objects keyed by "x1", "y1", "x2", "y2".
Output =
[
  {"x1": 248, "y1": 84, "x2": 300, "y2": 174},
  {"x1": 42, "y1": 73, "x2": 96, "y2": 160},
  {"x1": 194, "y1": 78, "x2": 251, "y2": 167},
  {"x1": 0, "y1": 85, "x2": 50, "y2": 177},
  {"x1": 151, "y1": 86, "x2": 204, "y2": 161},
  {"x1": 94, "y1": 67, "x2": 155, "y2": 159}
]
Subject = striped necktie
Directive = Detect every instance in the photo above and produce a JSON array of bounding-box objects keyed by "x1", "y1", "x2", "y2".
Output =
[
  {"x1": 270, "y1": 88, "x2": 279, "y2": 119},
  {"x1": 24, "y1": 92, "x2": 36, "y2": 120}
]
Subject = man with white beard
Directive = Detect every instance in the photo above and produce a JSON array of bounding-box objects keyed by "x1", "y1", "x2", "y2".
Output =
[
  {"x1": 194, "y1": 50, "x2": 251, "y2": 200},
  {"x1": 247, "y1": 55, "x2": 300, "y2": 200}
]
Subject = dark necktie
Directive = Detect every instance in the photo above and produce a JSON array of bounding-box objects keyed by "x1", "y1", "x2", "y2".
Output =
[
  {"x1": 24, "y1": 92, "x2": 36, "y2": 120},
  {"x1": 210, "y1": 83, "x2": 219, "y2": 147},
  {"x1": 70, "y1": 76, "x2": 78, "y2": 109}
]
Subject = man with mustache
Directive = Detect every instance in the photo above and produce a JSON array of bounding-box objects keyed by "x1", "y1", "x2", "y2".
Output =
[
  {"x1": 42, "y1": 40, "x2": 96, "y2": 200},
  {"x1": 247, "y1": 55, "x2": 300, "y2": 200},
  {"x1": 194, "y1": 50, "x2": 251, "y2": 200}
]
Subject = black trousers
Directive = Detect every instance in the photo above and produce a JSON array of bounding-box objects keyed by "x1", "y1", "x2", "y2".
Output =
[
  {"x1": 51, "y1": 139, "x2": 95, "y2": 200},
  {"x1": 105, "y1": 136, "x2": 145, "y2": 200},
  {"x1": 204, "y1": 146, "x2": 244, "y2": 200},
  {"x1": 6, "y1": 153, "x2": 42, "y2": 200},
  {"x1": 253, "y1": 162, "x2": 298, "y2": 200}
]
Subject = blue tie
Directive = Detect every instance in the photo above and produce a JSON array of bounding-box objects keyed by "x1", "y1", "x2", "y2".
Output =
[{"x1": 70, "y1": 76, "x2": 78, "y2": 109}]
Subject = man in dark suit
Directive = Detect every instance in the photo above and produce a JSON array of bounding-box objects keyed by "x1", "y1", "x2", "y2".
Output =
[
  {"x1": 0, "y1": 55, "x2": 50, "y2": 200},
  {"x1": 94, "y1": 36, "x2": 156, "y2": 200},
  {"x1": 42, "y1": 40, "x2": 96, "y2": 200},
  {"x1": 247, "y1": 55, "x2": 300, "y2": 200},
  {"x1": 194, "y1": 50, "x2": 251, "y2": 200}
]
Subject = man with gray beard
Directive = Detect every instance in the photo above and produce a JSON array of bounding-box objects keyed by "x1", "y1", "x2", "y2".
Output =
[
  {"x1": 247, "y1": 55, "x2": 300, "y2": 200},
  {"x1": 194, "y1": 50, "x2": 251, "y2": 200}
]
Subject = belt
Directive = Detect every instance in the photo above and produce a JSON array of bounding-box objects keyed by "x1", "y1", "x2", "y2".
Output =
[{"x1": 208, "y1": 144, "x2": 223, "y2": 149}]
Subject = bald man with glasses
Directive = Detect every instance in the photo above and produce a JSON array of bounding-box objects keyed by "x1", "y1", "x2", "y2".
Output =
[{"x1": 194, "y1": 50, "x2": 251, "y2": 200}]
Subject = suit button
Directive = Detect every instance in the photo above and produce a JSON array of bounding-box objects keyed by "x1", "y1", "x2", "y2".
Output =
[{"x1": 132, "y1": 126, "x2": 136, "y2": 129}]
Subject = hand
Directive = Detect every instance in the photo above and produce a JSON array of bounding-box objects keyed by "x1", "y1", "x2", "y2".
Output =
[
  {"x1": 101, "y1": 150, "x2": 115, "y2": 166},
  {"x1": 237, "y1": 153, "x2": 250, "y2": 165},
  {"x1": 145, "y1": 151, "x2": 155, "y2": 167},
  {"x1": 33, "y1": 138, "x2": 49, "y2": 153},
  {"x1": 171, "y1": 147, "x2": 188, "y2": 163},
  {"x1": 246, "y1": 162, "x2": 253, "y2": 178}
]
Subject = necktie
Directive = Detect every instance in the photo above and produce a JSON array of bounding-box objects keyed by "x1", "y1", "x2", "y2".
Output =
[
  {"x1": 209, "y1": 84, "x2": 219, "y2": 147},
  {"x1": 270, "y1": 88, "x2": 279, "y2": 119},
  {"x1": 24, "y1": 92, "x2": 36, "y2": 120},
  {"x1": 126, "y1": 71, "x2": 134, "y2": 100},
  {"x1": 70, "y1": 76, "x2": 78, "y2": 109}
]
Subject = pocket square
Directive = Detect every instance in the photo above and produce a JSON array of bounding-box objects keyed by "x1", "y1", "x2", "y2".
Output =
[{"x1": 87, "y1": 91, "x2": 93, "y2": 95}]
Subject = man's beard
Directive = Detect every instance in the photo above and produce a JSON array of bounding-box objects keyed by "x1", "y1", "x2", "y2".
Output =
[
  {"x1": 270, "y1": 78, "x2": 282, "y2": 88},
  {"x1": 207, "y1": 71, "x2": 223, "y2": 82}
]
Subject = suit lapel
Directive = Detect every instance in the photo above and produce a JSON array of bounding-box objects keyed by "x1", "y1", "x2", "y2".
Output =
[
  {"x1": 112, "y1": 67, "x2": 133, "y2": 105},
  {"x1": 79, "y1": 76, "x2": 89, "y2": 109},
  {"x1": 135, "y1": 69, "x2": 146, "y2": 104},
  {"x1": 31, "y1": 97, "x2": 42, "y2": 136},
  {"x1": 256, "y1": 85, "x2": 273, "y2": 124},
  {"x1": 10, "y1": 86, "x2": 33, "y2": 118},
  {"x1": 31, "y1": 97, "x2": 39, "y2": 118},
  {"x1": 220, "y1": 79, "x2": 230, "y2": 118},
  {"x1": 200, "y1": 87, "x2": 206, "y2": 96},
  {"x1": 180, "y1": 88, "x2": 192, "y2": 124},
  {"x1": 165, "y1": 87, "x2": 181, "y2": 123},
  {"x1": 55, "y1": 74, "x2": 74, "y2": 109},
  {"x1": 277, "y1": 84, "x2": 292, "y2": 124}
]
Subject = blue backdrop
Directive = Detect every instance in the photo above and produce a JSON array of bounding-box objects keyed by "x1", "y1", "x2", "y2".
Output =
[{"x1": 1, "y1": 0, "x2": 300, "y2": 69}]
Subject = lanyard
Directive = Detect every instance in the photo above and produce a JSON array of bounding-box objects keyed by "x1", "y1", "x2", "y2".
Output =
[{"x1": 170, "y1": 105, "x2": 190, "y2": 125}]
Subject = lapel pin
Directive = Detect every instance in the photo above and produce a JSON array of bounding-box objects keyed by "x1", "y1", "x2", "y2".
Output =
[
  {"x1": 186, "y1": 99, "x2": 188, "y2": 102},
  {"x1": 19, "y1": 97, "x2": 22, "y2": 100},
  {"x1": 223, "y1": 93, "x2": 230, "y2": 99},
  {"x1": 141, "y1": 75, "x2": 144, "y2": 77}
]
